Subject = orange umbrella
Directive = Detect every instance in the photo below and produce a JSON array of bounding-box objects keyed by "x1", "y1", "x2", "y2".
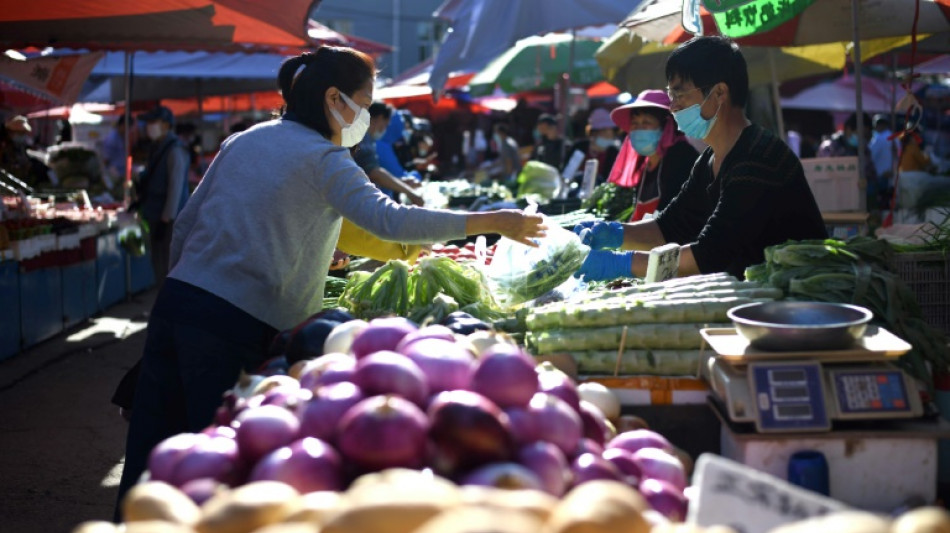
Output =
[{"x1": 0, "y1": 0, "x2": 316, "y2": 52}]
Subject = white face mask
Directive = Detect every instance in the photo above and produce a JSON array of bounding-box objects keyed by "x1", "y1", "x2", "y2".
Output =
[
  {"x1": 329, "y1": 91, "x2": 370, "y2": 147},
  {"x1": 146, "y1": 123, "x2": 164, "y2": 141}
]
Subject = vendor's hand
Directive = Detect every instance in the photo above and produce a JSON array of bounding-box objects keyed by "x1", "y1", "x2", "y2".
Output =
[
  {"x1": 330, "y1": 249, "x2": 350, "y2": 270},
  {"x1": 575, "y1": 250, "x2": 634, "y2": 281},
  {"x1": 573, "y1": 221, "x2": 624, "y2": 250}
]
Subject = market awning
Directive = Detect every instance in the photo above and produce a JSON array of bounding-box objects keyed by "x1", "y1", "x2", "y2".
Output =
[{"x1": 0, "y1": 0, "x2": 319, "y2": 52}]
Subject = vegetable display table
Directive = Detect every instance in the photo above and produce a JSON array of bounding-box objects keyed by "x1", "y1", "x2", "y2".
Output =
[
  {"x1": 19, "y1": 266, "x2": 63, "y2": 347},
  {"x1": 62, "y1": 260, "x2": 97, "y2": 329},
  {"x1": 96, "y1": 231, "x2": 126, "y2": 310},
  {"x1": 0, "y1": 260, "x2": 19, "y2": 361}
]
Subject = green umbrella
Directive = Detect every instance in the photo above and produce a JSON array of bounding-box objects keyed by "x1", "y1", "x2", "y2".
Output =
[{"x1": 467, "y1": 33, "x2": 605, "y2": 97}]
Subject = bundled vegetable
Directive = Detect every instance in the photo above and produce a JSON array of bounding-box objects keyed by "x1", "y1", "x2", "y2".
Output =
[
  {"x1": 339, "y1": 257, "x2": 499, "y2": 322},
  {"x1": 746, "y1": 236, "x2": 950, "y2": 386},
  {"x1": 528, "y1": 323, "x2": 728, "y2": 354}
]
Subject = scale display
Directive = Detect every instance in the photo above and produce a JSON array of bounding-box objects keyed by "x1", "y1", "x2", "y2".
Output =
[
  {"x1": 830, "y1": 369, "x2": 913, "y2": 416},
  {"x1": 749, "y1": 362, "x2": 830, "y2": 432}
]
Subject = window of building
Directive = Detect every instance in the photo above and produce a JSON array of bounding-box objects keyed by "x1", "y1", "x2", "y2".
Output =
[
  {"x1": 416, "y1": 20, "x2": 447, "y2": 63},
  {"x1": 324, "y1": 19, "x2": 353, "y2": 36}
]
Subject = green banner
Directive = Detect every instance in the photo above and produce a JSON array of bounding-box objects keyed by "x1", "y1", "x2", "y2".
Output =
[
  {"x1": 702, "y1": 0, "x2": 758, "y2": 13},
  {"x1": 711, "y1": 0, "x2": 815, "y2": 38}
]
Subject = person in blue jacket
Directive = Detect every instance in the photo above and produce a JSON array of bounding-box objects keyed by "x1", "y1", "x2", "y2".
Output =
[{"x1": 375, "y1": 109, "x2": 422, "y2": 198}]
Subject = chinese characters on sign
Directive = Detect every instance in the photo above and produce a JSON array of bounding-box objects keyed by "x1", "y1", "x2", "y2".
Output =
[{"x1": 709, "y1": 0, "x2": 816, "y2": 38}]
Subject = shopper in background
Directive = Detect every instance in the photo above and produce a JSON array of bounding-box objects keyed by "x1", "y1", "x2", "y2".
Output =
[
  {"x1": 607, "y1": 89, "x2": 698, "y2": 221},
  {"x1": 376, "y1": 108, "x2": 424, "y2": 193},
  {"x1": 1, "y1": 115, "x2": 39, "y2": 187},
  {"x1": 569, "y1": 108, "x2": 619, "y2": 184},
  {"x1": 101, "y1": 115, "x2": 135, "y2": 186},
  {"x1": 869, "y1": 114, "x2": 899, "y2": 208},
  {"x1": 114, "y1": 46, "x2": 545, "y2": 518},
  {"x1": 899, "y1": 128, "x2": 935, "y2": 173},
  {"x1": 529, "y1": 113, "x2": 568, "y2": 171},
  {"x1": 487, "y1": 122, "x2": 522, "y2": 185},
  {"x1": 133, "y1": 105, "x2": 190, "y2": 287},
  {"x1": 355, "y1": 102, "x2": 424, "y2": 205},
  {"x1": 575, "y1": 36, "x2": 826, "y2": 281}
]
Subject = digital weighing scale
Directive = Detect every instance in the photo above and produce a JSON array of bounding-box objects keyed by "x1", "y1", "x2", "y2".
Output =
[{"x1": 700, "y1": 327, "x2": 924, "y2": 433}]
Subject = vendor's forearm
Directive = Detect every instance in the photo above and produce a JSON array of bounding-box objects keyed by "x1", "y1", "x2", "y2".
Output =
[{"x1": 621, "y1": 220, "x2": 667, "y2": 251}]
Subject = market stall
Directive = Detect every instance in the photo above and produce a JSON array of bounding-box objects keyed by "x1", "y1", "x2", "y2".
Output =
[{"x1": 0, "y1": 190, "x2": 154, "y2": 360}]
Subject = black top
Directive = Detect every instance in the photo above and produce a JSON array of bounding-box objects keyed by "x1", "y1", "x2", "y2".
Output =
[
  {"x1": 530, "y1": 137, "x2": 568, "y2": 170},
  {"x1": 655, "y1": 124, "x2": 827, "y2": 278},
  {"x1": 638, "y1": 140, "x2": 699, "y2": 212}
]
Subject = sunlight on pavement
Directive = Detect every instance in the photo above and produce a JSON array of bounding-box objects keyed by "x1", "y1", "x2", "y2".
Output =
[
  {"x1": 66, "y1": 318, "x2": 148, "y2": 343},
  {"x1": 101, "y1": 458, "x2": 124, "y2": 488}
]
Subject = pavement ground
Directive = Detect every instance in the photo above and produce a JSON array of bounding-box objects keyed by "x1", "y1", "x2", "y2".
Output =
[{"x1": 0, "y1": 288, "x2": 156, "y2": 533}]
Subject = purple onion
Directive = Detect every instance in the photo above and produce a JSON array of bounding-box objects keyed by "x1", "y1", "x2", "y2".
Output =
[
  {"x1": 471, "y1": 344, "x2": 539, "y2": 408},
  {"x1": 517, "y1": 441, "x2": 570, "y2": 496},
  {"x1": 296, "y1": 381, "x2": 365, "y2": 442},
  {"x1": 353, "y1": 350, "x2": 429, "y2": 406}
]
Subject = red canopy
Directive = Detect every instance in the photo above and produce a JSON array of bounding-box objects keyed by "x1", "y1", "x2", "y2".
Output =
[{"x1": 0, "y1": 0, "x2": 318, "y2": 52}]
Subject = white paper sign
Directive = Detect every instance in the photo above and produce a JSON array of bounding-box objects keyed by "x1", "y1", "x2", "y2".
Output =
[
  {"x1": 561, "y1": 150, "x2": 586, "y2": 183},
  {"x1": 644, "y1": 242, "x2": 680, "y2": 283},
  {"x1": 688, "y1": 454, "x2": 850, "y2": 533}
]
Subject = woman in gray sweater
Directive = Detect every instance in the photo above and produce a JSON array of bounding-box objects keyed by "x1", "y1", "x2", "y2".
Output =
[{"x1": 115, "y1": 46, "x2": 545, "y2": 513}]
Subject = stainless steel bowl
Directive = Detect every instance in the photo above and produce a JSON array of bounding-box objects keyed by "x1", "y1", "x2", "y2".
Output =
[{"x1": 727, "y1": 301, "x2": 873, "y2": 352}]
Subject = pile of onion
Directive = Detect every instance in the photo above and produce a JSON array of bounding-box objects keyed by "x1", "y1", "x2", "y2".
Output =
[{"x1": 144, "y1": 317, "x2": 690, "y2": 521}]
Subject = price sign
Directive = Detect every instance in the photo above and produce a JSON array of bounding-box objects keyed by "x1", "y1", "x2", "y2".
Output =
[
  {"x1": 688, "y1": 454, "x2": 849, "y2": 533},
  {"x1": 644, "y1": 242, "x2": 680, "y2": 283}
]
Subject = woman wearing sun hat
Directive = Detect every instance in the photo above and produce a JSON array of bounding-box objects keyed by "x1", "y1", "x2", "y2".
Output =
[{"x1": 607, "y1": 89, "x2": 699, "y2": 221}]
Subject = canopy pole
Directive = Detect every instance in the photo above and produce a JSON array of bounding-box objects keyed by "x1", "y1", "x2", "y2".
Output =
[
  {"x1": 123, "y1": 51, "x2": 133, "y2": 208},
  {"x1": 559, "y1": 29, "x2": 577, "y2": 138},
  {"x1": 767, "y1": 48, "x2": 786, "y2": 142},
  {"x1": 851, "y1": 0, "x2": 868, "y2": 213}
]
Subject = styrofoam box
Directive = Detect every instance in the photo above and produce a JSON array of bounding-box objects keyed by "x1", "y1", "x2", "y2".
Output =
[{"x1": 801, "y1": 156, "x2": 860, "y2": 213}]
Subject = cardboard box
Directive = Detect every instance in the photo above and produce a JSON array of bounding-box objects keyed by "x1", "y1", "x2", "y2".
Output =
[{"x1": 801, "y1": 156, "x2": 860, "y2": 212}]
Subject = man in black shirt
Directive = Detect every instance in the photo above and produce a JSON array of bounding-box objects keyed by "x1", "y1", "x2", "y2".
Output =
[
  {"x1": 575, "y1": 36, "x2": 827, "y2": 280},
  {"x1": 529, "y1": 113, "x2": 568, "y2": 170}
]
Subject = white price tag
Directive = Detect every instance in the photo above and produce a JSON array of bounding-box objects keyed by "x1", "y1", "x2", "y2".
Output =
[
  {"x1": 688, "y1": 454, "x2": 849, "y2": 533},
  {"x1": 644, "y1": 242, "x2": 680, "y2": 283}
]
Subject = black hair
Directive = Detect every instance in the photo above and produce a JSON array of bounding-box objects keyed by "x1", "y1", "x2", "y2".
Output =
[
  {"x1": 629, "y1": 107, "x2": 669, "y2": 126},
  {"x1": 278, "y1": 46, "x2": 376, "y2": 138},
  {"x1": 537, "y1": 113, "x2": 557, "y2": 126},
  {"x1": 493, "y1": 122, "x2": 509, "y2": 135},
  {"x1": 369, "y1": 102, "x2": 393, "y2": 120},
  {"x1": 665, "y1": 36, "x2": 749, "y2": 107},
  {"x1": 845, "y1": 112, "x2": 872, "y2": 132}
]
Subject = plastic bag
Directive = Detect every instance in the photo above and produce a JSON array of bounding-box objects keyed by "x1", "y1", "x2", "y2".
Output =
[{"x1": 486, "y1": 216, "x2": 590, "y2": 307}]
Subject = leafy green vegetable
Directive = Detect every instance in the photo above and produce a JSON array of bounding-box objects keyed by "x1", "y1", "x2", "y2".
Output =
[
  {"x1": 745, "y1": 236, "x2": 949, "y2": 388},
  {"x1": 492, "y1": 236, "x2": 589, "y2": 305},
  {"x1": 582, "y1": 182, "x2": 636, "y2": 221}
]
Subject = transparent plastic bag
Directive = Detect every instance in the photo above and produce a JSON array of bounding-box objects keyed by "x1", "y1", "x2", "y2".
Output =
[{"x1": 486, "y1": 216, "x2": 590, "y2": 307}]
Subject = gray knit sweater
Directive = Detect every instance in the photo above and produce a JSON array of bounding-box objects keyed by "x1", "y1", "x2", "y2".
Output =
[{"x1": 168, "y1": 118, "x2": 468, "y2": 330}]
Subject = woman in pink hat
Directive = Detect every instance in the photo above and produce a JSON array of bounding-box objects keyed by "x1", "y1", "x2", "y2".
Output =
[{"x1": 607, "y1": 89, "x2": 699, "y2": 221}]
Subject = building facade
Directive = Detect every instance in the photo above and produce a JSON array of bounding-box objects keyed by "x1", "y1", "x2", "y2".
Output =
[{"x1": 311, "y1": 0, "x2": 447, "y2": 80}]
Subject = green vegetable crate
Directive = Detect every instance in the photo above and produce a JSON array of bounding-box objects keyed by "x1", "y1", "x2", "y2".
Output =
[{"x1": 893, "y1": 251, "x2": 950, "y2": 336}]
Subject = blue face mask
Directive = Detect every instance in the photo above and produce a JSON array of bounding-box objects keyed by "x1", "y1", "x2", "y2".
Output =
[
  {"x1": 628, "y1": 129, "x2": 663, "y2": 156},
  {"x1": 593, "y1": 137, "x2": 614, "y2": 149},
  {"x1": 672, "y1": 90, "x2": 719, "y2": 140}
]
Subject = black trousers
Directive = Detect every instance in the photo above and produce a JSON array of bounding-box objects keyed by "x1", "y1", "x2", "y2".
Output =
[{"x1": 113, "y1": 279, "x2": 276, "y2": 520}]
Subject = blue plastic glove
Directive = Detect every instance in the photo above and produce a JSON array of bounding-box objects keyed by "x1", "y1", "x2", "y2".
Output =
[
  {"x1": 575, "y1": 250, "x2": 634, "y2": 281},
  {"x1": 573, "y1": 221, "x2": 624, "y2": 250}
]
